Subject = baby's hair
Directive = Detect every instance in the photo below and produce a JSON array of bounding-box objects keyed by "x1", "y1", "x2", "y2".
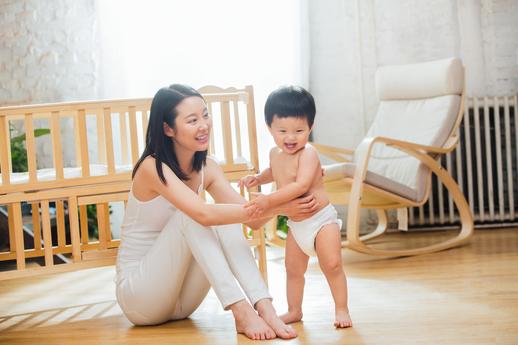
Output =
[{"x1": 264, "y1": 85, "x2": 316, "y2": 127}]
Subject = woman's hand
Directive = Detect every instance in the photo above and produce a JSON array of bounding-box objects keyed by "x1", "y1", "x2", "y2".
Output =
[
  {"x1": 281, "y1": 194, "x2": 319, "y2": 218},
  {"x1": 244, "y1": 194, "x2": 270, "y2": 218}
]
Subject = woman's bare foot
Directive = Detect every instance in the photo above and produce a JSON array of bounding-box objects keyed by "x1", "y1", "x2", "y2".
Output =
[
  {"x1": 255, "y1": 299, "x2": 297, "y2": 339},
  {"x1": 334, "y1": 308, "x2": 353, "y2": 328},
  {"x1": 230, "y1": 300, "x2": 276, "y2": 340},
  {"x1": 279, "y1": 309, "x2": 303, "y2": 324}
]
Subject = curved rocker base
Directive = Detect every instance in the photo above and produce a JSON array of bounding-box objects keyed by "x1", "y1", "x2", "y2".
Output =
[{"x1": 342, "y1": 141, "x2": 474, "y2": 257}]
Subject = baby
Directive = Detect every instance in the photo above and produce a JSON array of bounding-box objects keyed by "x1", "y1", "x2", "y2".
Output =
[{"x1": 240, "y1": 86, "x2": 352, "y2": 328}]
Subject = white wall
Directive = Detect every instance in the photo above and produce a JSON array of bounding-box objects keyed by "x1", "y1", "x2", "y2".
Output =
[
  {"x1": 0, "y1": 0, "x2": 99, "y2": 106},
  {"x1": 310, "y1": 0, "x2": 518, "y2": 150},
  {"x1": 2, "y1": 0, "x2": 517, "y2": 233},
  {"x1": 0, "y1": 0, "x2": 99, "y2": 169},
  {"x1": 309, "y1": 0, "x2": 518, "y2": 229},
  {"x1": 308, "y1": 0, "x2": 366, "y2": 152}
]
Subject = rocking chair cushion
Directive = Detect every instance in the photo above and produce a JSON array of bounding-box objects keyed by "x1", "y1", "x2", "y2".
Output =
[
  {"x1": 376, "y1": 57, "x2": 463, "y2": 101},
  {"x1": 354, "y1": 57, "x2": 463, "y2": 202},
  {"x1": 357, "y1": 94, "x2": 461, "y2": 201}
]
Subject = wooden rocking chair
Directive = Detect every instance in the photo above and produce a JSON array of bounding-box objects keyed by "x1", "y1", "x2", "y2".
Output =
[{"x1": 315, "y1": 57, "x2": 474, "y2": 256}]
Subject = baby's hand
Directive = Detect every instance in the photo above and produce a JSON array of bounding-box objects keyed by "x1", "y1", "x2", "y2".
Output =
[
  {"x1": 245, "y1": 194, "x2": 270, "y2": 218},
  {"x1": 238, "y1": 175, "x2": 260, "y2": 190}
]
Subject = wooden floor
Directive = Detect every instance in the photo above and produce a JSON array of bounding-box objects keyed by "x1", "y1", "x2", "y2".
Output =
[{"x1": 1, "y1": 228, "x2": 517, "y2": 345}]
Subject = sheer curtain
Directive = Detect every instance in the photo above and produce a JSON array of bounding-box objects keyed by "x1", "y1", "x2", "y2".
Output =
[{"x1": 96, "y1": 0, "x2": 309, "y2": 170}]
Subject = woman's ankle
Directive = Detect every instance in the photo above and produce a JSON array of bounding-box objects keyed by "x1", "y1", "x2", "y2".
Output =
[
  {"x1": 254, "y1": 298, "x2": 274, "y2": 314},
  {"x1": 229, "y1": 299, "x2": 250, "y2": 316}
]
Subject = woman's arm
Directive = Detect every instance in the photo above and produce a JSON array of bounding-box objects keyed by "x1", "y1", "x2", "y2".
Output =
[
  {"x1": 205, "y1": 158, "x2": 319, "y2": 229},
  {"x1": 135, "y1": 157, "x2": 252, "y2": 227},
  {"x1": 275, "y1": 194, "x2": 319, "y2": 218},
  {"x1": 205, "y1": 158, "x2": 270, "y2": 229}
]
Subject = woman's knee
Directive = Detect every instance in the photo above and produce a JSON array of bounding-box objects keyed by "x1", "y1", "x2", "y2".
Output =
[
  {"x1": 175, "y1": 210, "x2": 212, "y2": 233},
  {"x1": 214, "y1": 223, "x2": 246, "y2": 243}
]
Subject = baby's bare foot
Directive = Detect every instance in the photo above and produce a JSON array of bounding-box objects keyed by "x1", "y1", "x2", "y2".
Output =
[
  {"x1": 232, "y1": 301, "x2": 276, "y2": 340},
  {"x1": 334, "y1": 309, "x2": 353, "y2": 328},
  {"x1": 279, "y1": 309, "x2": 303, "y2": 324},
  {"x1": 256, "y1": 300, "x2": 297, "y2": 339}
]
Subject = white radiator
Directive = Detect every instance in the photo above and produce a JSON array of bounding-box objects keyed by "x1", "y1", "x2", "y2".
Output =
[{"x1": 409, "y1": 95, "x2": 518, "y2": 229}]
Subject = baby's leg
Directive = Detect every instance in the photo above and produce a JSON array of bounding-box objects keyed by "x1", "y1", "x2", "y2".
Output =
[
  {"x1": 280, "y1": 231, "x2": 309, "y2": 324},
  {"x1": 315, "y1": 223, "x2": 352, "y2": 328}
]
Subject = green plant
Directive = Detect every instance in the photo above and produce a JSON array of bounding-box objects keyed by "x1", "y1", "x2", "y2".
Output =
[
  {"x1": 9, "y1": 124, "x2": 50, "y2": 172},
  {"x1": 7, "y1": 125, "x2": 51, "y2": 215},
  {"x1": 276, "y1": 215, "x2": 289, "y2": 240},
  {"x1": 85, "y1": 204, "x2": 113, "y2": 240}
]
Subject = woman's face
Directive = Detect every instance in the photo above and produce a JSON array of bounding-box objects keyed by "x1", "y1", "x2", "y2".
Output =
[{"x1": 166, "y1": 96, "x2": 212, "y2": 153}]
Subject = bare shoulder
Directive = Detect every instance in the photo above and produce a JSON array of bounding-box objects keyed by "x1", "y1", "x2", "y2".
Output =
[
  {"x1": 204, "y1": 156, "x2": 225, "y2": 183},
  {"x1": 132, "y1": 156, "x2": 163, "y2": 199},
  {"x1": 298, "y1": 144, "x2": 321, "y2": 167},
  {"x1": 301, "y1": 144, "x2": 319, "y2": 159},
  {"x1": 206, "y1": 155, "x2": 223, "y2": 172},
  {"x1": 269, "y1": 146, "x2": 282, "y2": 159},
  {"x1": 135, "y1": 156, "x2": 177, "y2": 184},
  {"x1": 134, "y1": 156, "x2": 157, "y2": 180},
  {"x1": 303, "y1": 143, "x2": 319, "y2": 154}
]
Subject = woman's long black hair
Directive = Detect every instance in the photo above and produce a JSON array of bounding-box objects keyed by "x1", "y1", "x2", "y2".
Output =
[{"x1": 132, "y1": 84, "x2": 208, "y2": 184}]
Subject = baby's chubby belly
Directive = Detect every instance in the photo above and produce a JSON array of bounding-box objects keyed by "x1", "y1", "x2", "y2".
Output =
[{"x1": 289, "y1": 188, "x2": 330, "y2": 222}]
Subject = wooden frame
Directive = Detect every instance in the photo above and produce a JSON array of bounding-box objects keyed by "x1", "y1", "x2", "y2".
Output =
[{"x1": 0, "y1": 85, "x2": 268, "y2": 281}]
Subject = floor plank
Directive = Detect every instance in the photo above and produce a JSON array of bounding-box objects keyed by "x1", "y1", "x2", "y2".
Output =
[{"x1": 1, "y1": 228, "x2": 517, "y2": 344}]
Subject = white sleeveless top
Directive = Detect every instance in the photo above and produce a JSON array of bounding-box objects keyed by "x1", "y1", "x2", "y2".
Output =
[{"x1": 116, "y1": 167, "x2": 205, "y2": 283}]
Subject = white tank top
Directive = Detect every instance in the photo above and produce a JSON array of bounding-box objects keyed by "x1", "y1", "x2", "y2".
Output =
[{"x1": 116, "y1": 167, "x2": 205, "y2": 283}]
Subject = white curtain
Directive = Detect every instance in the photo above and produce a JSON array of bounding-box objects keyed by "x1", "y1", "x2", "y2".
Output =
[{"x1": 96, "y1": 0, "x2": 309, "y2": 170}]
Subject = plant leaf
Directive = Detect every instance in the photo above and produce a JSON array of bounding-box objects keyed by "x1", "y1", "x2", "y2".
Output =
[{"x1": 10, "y1": 128, "x2": 51, "y2": 143}]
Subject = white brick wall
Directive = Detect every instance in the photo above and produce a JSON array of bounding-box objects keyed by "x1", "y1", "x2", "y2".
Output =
[
  {"x1": 310, "y1": 0, "x2": 518, "y2": 148},
  {"x1": 0, "y1": 0, "x2": 99, "y2": 106},
  {"x1": 0, "y1": 0, "x2": 99, "y2": 168},
  {"x1": 481, "y1": 0, "x2": 518, "y2": 95}
]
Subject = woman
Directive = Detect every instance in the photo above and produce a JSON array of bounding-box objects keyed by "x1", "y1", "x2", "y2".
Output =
[{"x1": 115, "y1": 84, "x2": 318, "y2": 340}]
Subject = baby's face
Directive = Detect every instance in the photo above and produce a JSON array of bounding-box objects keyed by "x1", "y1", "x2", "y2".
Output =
[{"x1": 268, "y1": 115, "x2": 312, "y2": 154}]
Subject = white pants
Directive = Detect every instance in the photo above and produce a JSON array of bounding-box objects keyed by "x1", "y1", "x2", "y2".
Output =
[{"x1": 116, "y1": 210, "x2": 270, "y2": 325}]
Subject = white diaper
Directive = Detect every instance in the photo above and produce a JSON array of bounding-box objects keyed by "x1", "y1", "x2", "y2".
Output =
[{"x1": 287, "y1": 203, "x2": 342, "y2": 256}]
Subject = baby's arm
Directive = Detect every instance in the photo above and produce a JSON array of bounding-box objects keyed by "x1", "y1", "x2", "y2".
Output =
[{"x1": 246, "y1": 147, "x2": 321, "y2": 216}]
